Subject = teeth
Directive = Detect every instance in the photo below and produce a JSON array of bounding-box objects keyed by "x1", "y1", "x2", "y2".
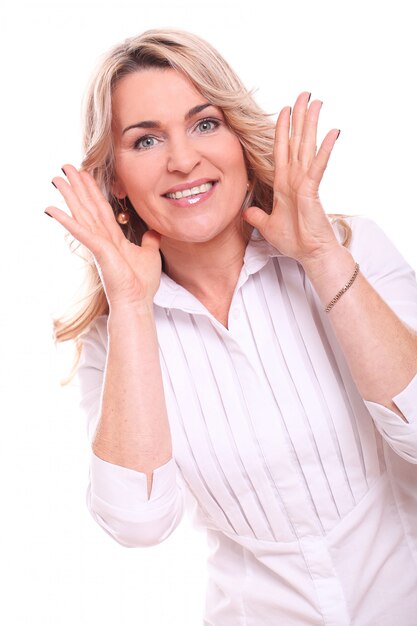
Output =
[{"x1": 167, "y1": 182, "x2": 214, "y2": 199}]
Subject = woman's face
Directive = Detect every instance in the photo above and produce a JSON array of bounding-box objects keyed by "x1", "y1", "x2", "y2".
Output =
[{"x1": 111, "y1": 68, "x2": 249, "y2": 244}]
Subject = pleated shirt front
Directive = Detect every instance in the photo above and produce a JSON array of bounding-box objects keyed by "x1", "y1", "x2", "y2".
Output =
[{"x1": 81, "y1": 216, "x2": 417, "y2": 626}]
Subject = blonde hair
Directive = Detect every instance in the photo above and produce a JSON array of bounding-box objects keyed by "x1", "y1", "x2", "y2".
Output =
[{"x1": 54, "y1": 28, "x2": 352, "y2": 351}]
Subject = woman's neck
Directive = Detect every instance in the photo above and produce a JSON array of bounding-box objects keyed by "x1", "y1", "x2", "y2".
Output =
[{"x1": 160, "y1": 225, "x2": 252, "y2": 324}]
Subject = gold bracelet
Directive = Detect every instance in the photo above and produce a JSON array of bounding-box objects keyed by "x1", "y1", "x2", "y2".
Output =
[{"x1": 325, "y1": 262, "x2": 360, "y2": 313}]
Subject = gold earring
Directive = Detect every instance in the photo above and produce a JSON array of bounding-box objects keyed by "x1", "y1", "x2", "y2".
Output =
[{"x1": 115, "y1": 197, "x2": 130, "y2": 224}]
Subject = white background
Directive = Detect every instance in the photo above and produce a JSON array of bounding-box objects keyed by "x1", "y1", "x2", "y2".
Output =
[{"x1": 1, "y1": 0, "x2": 416, "y2": 624}]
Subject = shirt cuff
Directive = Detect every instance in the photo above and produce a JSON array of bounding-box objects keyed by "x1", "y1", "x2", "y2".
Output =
[
  {"x1": 90, "y1": 453, "x2": 180, "y2": 516},
  {"x1": 87, "y1": 454, "x2": 184, "y2": 546},
  {"x1": 392, "y1": 371, "x2": 417, "y2": 423},
  {"x1": 364, "y1": 373, "x2": 417, "y2": 463}
]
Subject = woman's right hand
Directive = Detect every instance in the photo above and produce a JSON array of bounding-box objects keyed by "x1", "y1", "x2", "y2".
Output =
[{"x1": 46, "y1": 164, "x2": 162, "y2": 310}]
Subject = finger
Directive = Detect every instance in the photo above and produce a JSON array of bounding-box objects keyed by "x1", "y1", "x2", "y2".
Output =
[
  {"x1": 56, "y1": 165, "x2": 123, "y2": 244},
  {"x1": 242, "y1": 206, "x2": 270, "y2": 235},
  {"x1": 79, "y1": 169, "x2": 126, "y2": 237},
  {"x1": 273, "y1": 106, "x2": 291, "y2": 169},
  {"x1": 44, "y1": 205, "x2": 101, "y2": 255},
  {"x1": 298, "y1": 99, "x2": 322, "y2": 168},
  {"x1": 307, "y1": 128, "x2": 340, "y2": 185},
  {"x1": 289, "y1": 91, "x2": 311, "y2": 161},
  {"x1": 60, "y1": 164, "x2": 101, "y2": 227},
  {"x1": 141, "y1": 229, "x2": 161, "y2": 251},
  {"x1": 51, "y1": 173, "x2": 96, "y2": 230}
]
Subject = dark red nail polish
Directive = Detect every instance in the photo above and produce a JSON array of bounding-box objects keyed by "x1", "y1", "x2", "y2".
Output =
[
  {"x1": 308, "y1": 93, "x2": 312, "y2": 103},
  {"x1": 44, "y1": 210, "x2": 53, "y2": 218},
  {"x1": 336, "y1": 129, "x2": 341, "y2": 140},
  {"x1": 61, "y1": 167, "x2": 66, "y2": 174},
  {"x1": 51, "y1": 181, "x2": 57, "y2": 188}
]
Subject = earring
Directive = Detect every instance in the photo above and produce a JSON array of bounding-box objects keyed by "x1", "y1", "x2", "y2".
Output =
[{"x1": 115, "y1": 196, "x2": 130, "y2": 224}]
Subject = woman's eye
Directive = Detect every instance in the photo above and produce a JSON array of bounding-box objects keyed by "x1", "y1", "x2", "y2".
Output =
[
  {"x1": 134, "y1": 136, "x2": 158, "y2": 150},
  {"x1": 196, "y1": 119, "x2": 219, "y2": 133}
]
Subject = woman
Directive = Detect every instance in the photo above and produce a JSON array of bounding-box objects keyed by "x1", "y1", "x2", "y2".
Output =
[{"x1": 47, "y1": 29, "x2": 417, "y2": 626}]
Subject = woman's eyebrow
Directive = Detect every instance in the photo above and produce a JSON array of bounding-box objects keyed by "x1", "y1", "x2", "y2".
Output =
[{"x1": 121, "y1": 103, "x2": 215, "y2": 135}]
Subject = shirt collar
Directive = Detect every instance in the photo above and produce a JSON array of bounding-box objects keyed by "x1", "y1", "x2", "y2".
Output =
[{"x1": 153, "y1": 231, "x2": 283, "y2": 312}]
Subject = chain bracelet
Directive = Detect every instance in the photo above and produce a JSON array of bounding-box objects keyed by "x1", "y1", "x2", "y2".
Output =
[{"x1": 325, "y1": 263, "x2": 360, "y2": 313}]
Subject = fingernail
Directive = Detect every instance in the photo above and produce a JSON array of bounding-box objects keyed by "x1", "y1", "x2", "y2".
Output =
[
  {"x1": 51, "y1": 181, "x2": 57, "y2": 188},
  {"x1": 289, "y1": 107, "x2": 292, "y2": 116},
  {"x1": 61, "y1": 167, "x2": 66, "y2": 175},
  {"x1": 44, "y1": 210, "x2": 53, "y2": 218},
  {"x1": 336, "y1": 129, "x2": 341, "y2": 140},
  {"x1": 308, "y1": 92, "x2": 312, "y2": 103}
]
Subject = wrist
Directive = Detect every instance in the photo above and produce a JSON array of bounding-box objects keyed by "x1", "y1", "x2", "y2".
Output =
[
  {"x1": 301, "y1": 245, "x2": 360, "y2": 310},
  {"x1": 301, "y1": 244, "x2": 352, "y2": 281},
  {"x1": 108, "y1": 299, "x2": 155, "y2": 323}
]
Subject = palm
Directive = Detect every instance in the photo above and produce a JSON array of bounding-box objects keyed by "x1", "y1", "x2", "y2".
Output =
[
  {"x1": 94, "y1": 234, "x2": 162, "y2": 306},
  {"x1": 47, "y1": 165, "x2": 162, "y2": 308},
  {"x1": 244, "y1": 92, "x2": 341, "y2": 266}
]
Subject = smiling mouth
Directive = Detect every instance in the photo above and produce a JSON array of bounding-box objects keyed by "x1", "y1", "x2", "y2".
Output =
[{"x1": 164, "y1": 181, "x2": 216, "y2": 200}]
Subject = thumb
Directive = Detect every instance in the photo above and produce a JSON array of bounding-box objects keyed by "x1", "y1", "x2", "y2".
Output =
[
  {"x1": 141, "y1": 229, "x2": 161, "y2": 250},
  {"x1": 242, "y1": 206, "x2": 270, "y2": 234}
]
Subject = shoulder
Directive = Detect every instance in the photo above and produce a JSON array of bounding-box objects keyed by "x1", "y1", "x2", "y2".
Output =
[
  {"x1": 79, "y1": 315, "x2": 109, "y2": 369},
  {"x1": 81, "y1": 315, "x2": 108, "y2": 345},
  {"x1": 332, "y1": 214, "x2": 414, "y2": 282},
  {"x1": 332, "y1": 215, "x2": 417, "y2": 328},
  {"x1": 332, "y1": 213, "x2": 388, "y2": 246}
]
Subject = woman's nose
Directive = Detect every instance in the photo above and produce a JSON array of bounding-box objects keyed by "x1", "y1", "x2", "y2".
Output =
[{"x1": 166, "y1": 136, "x2": 201, "y2": 174}]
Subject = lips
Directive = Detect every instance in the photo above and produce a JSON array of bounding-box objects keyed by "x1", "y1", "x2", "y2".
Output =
[
  {"x1": 162, "y1": 178, "x2": 218, "y2": 197},
  {"x1": 165, "y1": 181, "x2": 214, "y2": 200},
  {"x1": 162, "y1": 178, "x2": 218, "y2": 207}
]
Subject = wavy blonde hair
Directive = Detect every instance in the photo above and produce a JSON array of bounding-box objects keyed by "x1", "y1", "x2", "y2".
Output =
[{"x1": 54, "y1": 28, "x2": 352, "y2": 353}]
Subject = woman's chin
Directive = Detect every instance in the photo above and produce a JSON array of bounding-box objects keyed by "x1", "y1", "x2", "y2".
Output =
[{"x1": 160, "y1": 217, "x2": 242, "y2": 246}]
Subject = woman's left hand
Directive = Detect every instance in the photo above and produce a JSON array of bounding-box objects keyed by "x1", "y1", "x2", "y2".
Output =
[{"x1": 243, "y1": 92, "x2": 342, "y2": 268}]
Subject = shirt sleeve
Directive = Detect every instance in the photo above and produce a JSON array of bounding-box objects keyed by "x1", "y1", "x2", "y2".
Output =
[
  {"x1": 78, "y1": 316, "x2": 185, "y2": 547},
  {"x1": 345, "y1": 216, "x2": 417, "y2": 463}
]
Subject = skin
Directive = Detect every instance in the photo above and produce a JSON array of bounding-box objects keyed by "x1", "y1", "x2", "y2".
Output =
[
  {"x1": 110, "y1": 69, "x2": 250, "y2": 322},
  {"x1": 47, "y1": 68, "x2": 417, "y2": 495},
  {"x1": 111, "y1": 69, "x2": 249, "y2": 246}
]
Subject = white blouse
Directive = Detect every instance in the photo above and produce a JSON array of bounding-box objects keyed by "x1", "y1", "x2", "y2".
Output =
[{"x1": 79, "y1": 216, "x2": 417, "y2": 626}]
